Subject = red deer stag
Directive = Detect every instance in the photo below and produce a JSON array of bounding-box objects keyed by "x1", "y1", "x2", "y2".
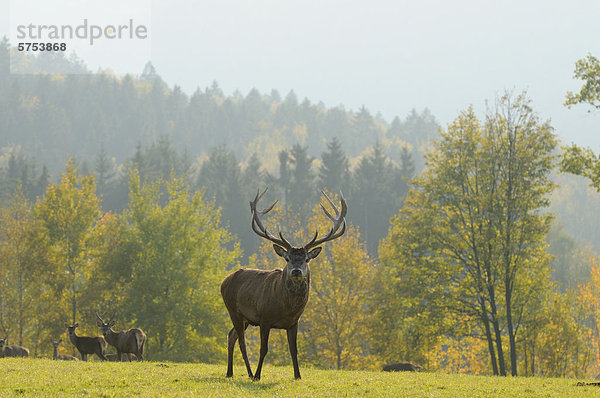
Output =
[
  {"x1": 65, "y1": 323, "x2": 107, "y2": 361},
  {"x1": 0, "y1": 336, "x2": 29, "y2": 358},
  {"x1": 96, "y1": 313, "x2": 146, "y2": 361},
  {"x1": 221, "y1": 188, "x2": 347, "y2": 380},
  {"x1": 52, "y1": 339, "x2": 79, "y2": 361}
]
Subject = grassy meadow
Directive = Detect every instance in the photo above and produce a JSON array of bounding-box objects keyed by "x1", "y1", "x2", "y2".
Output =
[{"x1": 0, "y1": 358, "x2": 598, "y2": 397}]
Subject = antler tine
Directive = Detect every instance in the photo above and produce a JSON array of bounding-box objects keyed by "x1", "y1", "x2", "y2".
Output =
[
  {"x1": 95, "y1": 311, "x2": 103, "y2": 323},
  {"x1": 259, "y1": 200, "x2": 278, "y2": 216},
  {"x1": 250, "y1": 188, "x2": 268, "y2": 212},
  {"x1": 320, "y1": 204, "x2": 336, "y2": 221},
  {"x1": 304, "y1": 191, "x2": 347, "y2": 250},
  {"x1": 278, "y1": 228, "x2": 293, "y2": 249},
  {"x1": 320, "y1": 190, "x2": 340, "y2": 218},
  {"x1": 249, "y1": 188, "x2": 292, "y2": 250},
  {"x1": 305, "y1": 227, "x2": 320, "y2": 248}
]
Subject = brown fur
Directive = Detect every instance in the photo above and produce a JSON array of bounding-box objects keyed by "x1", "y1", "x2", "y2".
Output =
[
  {"x1": 65, "y1": 323, "x2": 107, "y2": 361},
  {"x1": 383, "y1": 362, "x2": 422, "y2": 372},
  {"x1": 97, "y1": 316, "x2": 146, "y2": 362},
  {"x1": 52, "y1": 340, "x2": 79, "y2": 361},
  {"x1": 0, "y1": 337, "x2": 29, "y2": 358}
]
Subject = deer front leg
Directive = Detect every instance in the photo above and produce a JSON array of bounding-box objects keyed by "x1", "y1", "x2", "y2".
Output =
[
  {"x1": 253, "y1": 323, "x2": 271, "y2": 381},
  {"x1": 287, "y1": 323, "x2": 301, "y2": 379}
]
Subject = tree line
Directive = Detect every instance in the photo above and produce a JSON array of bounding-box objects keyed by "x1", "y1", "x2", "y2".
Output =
[{"x1": 0, "y1": 37, "x2": 438, "y2": 177}]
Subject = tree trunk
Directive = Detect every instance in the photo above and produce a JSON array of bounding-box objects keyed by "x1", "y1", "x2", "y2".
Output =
[
  {"x1": 481, "y1": 306, "x2": 498, "y2": 375},
  {"x1": 18, "y1": 267, "x2": 23, "y2": 346},
  {"x1": 505, "y1": 281, "x2": 518, "y2": 376},
  {"x1": 487, "y1": 284, "x2": 506, "y2": 376}
]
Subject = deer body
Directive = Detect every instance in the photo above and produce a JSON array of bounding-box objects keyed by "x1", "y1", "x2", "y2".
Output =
[
  {"x1": 222, "y1": 189, "x2": 346, "y2": 381},
  {"x1": 96, "y1": 314, "x2": 146, "y2": 361},
  {"x1": 0, "y1": 337, "x2": 29, "y2": 358},
  {"x1": 65, "y1": 323, "x2": 107, "y2": 361},
  {"x1": 52, "y1": 340, "x2": 79, "y2": 361},
  {"x1": 222, "y1": 267, "x2": 309, "y2": 329}
]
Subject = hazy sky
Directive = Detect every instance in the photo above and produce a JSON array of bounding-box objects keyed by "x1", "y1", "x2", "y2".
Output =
[{"x1": 3, "y1": 0, "x2": 600, "y2": 147}]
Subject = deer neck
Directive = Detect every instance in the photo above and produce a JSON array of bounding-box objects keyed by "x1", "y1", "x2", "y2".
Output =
[
  {"x1": 69, "y1": 333, "x2": 78, "y2": 346},
  {"x1": 53, "y1": 346, "x2": 58, "y2": 360},
  {"x1": 283, "y1": 269, "x2": 310, "y2": 310},
  {"x1": 105, "y1": 329, "x2": 118, "y2": 345}
]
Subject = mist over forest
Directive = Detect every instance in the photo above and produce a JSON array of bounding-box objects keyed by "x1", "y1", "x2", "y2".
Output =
[{"x1": 2, "y1": 39, "x2": 600, "y2": 376}]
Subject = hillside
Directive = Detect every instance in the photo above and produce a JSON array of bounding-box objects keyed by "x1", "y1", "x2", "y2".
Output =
[{"x1": 0, "y1": 39, "x2": 439, "y2": 175}]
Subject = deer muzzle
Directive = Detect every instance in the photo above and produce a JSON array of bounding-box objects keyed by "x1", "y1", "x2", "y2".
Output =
[{"x1": 290, "y1": 268, "x2": 304, "y2": 282}]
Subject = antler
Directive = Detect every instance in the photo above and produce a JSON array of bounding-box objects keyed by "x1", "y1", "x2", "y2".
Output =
[
  {"x1": 250, "y1": 188, "x2": 293, "y2": 250},
  {"x1": 304, "y1": 190, "x2": 347, "y2": 250},
  {"x1": 96, "y1": 311, "x2": 105, "y2": 324}
]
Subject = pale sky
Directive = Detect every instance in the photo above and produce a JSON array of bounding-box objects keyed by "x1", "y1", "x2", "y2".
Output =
[{"x1": 2, "y1": 0, "x2": 600, "y2": 147}]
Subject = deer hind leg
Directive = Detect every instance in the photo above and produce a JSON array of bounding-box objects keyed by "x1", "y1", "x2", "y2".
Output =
[
  {"x1": 97, "y1": 347, "x2": 107, "y2": 361},
  {"x1": 226, "y1": 327, "x2": 237, "y2": 377},
  {"x1": 233, "y1": 320, "x2": 253, "y2": 379},
  {"x1": 253, "y1": 323, "x2": 271, "y2": 381},
  {"x1": 139, "y1": 338, "x2": 145, "y2": 361}
]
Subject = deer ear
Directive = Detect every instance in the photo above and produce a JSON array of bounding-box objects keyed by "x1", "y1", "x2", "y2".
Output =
[
  {"x1": 307, "y1": 247, "x2": 322, "y2": 259},
  {"x1": 58, "y1": 339, "x2": 62, "y2": 344},
  {"x1": 109, "y1": 320, "x2": 116, "y2": 327},
  {"x1": 273, "y1": 244, "x2": 288, "y2": 258},
  {"x1": 74, "y1": 323, "x2": 79, "y2": 328},
  {"x1": 96, "y1": 320, "x2": 102, "y2": 327}
]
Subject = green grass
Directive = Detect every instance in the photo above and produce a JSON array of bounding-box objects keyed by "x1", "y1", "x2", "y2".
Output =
[{"x1": 0, "y1": 358, "x2": 598, "y2": 397}]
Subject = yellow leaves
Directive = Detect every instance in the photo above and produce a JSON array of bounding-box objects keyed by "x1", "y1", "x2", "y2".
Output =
[
  {"x1": 292, "y1": 123, "x2": 308, "y2": 145},
  {"x1": 427, "y1": 335, "x2": 489, "y2": 375}
]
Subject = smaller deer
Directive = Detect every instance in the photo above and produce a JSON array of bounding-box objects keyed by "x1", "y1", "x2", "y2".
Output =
[
  {"x1": 96, "y1": 313, "x2": 146, "y2": 361},
  {"x1": 51, "y1": 339, "x2": 79, "y2": 361},
  {"x1": 65, "y1": 323, "x2": 107, "y2": 361},
  {"x1": 383, "y1": 362, "x2": 421, "y2": 372},
  {"x1": 0, "y1": 336, "x2": 29, "y2": 358}
]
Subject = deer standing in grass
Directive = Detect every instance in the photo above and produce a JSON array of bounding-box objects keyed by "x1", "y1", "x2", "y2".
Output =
[
  {"x1": 52, "y1": 339, "x2": 79, "y2": 360},
  {"x1": 0, "y1": 336, "x2": 29, "y2": 358},
  {"x1": 221, "y1": 189, "x2": 347, "y2": 380},
  {"x1": 65, "y1": 323, "x2": 107, "y2": 361},
  {"x1": 96, "y1": 313, "x2": 146, "y2": 361}
]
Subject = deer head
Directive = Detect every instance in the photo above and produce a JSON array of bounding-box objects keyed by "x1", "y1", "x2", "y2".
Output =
[
  {"x1": 65, "y1": 323, "x2": 79, "y2": 338},
  {"x1": 96, "y1": 313, "x2": 116, "y2": 337},
  {"x1": 250, "y1": 188, "x2": 347, "y2": 285}
]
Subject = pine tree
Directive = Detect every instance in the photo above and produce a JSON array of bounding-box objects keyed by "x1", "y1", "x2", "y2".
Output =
[{"x1": 318, "y1": 137, "x2": 350, "y2": 195}]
